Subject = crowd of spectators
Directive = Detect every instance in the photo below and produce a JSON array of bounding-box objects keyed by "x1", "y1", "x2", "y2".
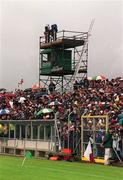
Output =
[
  {"x1": 0, "y1": 77, "x2": 123, "y2": 130},
  {"x1": 0, "y1": 77, "x2": 123, "y2": 159}
]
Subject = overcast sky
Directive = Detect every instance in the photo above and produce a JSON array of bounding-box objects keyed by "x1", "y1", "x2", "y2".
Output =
[{"x1": 0, "y1": 0, "x2": 123, "y2": 90}]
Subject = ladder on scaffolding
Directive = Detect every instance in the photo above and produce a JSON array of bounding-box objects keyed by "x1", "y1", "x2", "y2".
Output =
[{"x1": 73, "y1": 19, "x2": 95, "y2": 81}]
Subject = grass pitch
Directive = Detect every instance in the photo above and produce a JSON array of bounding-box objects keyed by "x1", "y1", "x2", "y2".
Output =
[{"x1": 0, "y1": 156, "x2": 123, "y2": 180}]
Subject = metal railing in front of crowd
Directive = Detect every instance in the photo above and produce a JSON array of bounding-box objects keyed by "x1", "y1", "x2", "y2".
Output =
[{"x1": 81, "y1": 115, "x2": 108, "y2": 160}]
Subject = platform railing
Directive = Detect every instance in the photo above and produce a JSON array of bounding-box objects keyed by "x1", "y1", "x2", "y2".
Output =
[{"x1": 40, "y1": 30, "x2": 87, "y2": 45}]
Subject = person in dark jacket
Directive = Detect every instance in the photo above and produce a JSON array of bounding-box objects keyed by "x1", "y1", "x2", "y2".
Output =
[
  {"x1": 48, "y1": 80, "x2": 56, "y2": 94},
  {"x1": 101, "y1": 129, "x2": 113, "y2": 165},
  {"x1": 50, "y1": 24, "x2": 58, "y2": 41},
  {"x1": 44, "y1": 25, "x2": 50, "y2": 43}
]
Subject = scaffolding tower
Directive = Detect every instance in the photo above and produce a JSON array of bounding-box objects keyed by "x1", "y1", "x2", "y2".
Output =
[{"x1": 39, "y1": 29, "x2": 88, "y2": 93}]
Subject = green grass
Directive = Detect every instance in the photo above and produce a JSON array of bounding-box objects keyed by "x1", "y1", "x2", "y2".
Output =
[{"x1": 0, "y1": 156, "x2": 123, "y2": 180}]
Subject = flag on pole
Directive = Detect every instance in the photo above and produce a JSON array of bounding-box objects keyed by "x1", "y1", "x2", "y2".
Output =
[
  {"x1": 25, "y1": 151, "x2": 32, "y2": 158},
  {"x1": 20, "y1": 78, "x2": 24, "y2": 84},
  {"x1": 18, "y1": 78, "x2": 24, "y2": 88},
  {"x1": 84, "y1": 141, "x2": 94, "y2": 162},
  {"x1": 21, "y1": 151, "x2": 32, "y2": 167}
]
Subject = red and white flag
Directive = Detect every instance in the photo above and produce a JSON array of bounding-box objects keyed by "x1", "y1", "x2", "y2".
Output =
[
  {"x1": 18, "y1": 78, "x2": 24, "y2": 84},
  {"x1": 84, "y1": 141, "x2": 94, "y2": 162},
  {"x1": 20, "y1": 78, "x2": 24, "y2": 84},
  {"x1": 18, "y1": 78, "x2": 24, "y2": 88}
]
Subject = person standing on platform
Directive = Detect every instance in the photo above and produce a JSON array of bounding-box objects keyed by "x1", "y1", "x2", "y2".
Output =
[
  {"x1": 44, "y1": 25, "x2": 50, "y2": 43},
  {"x1": 50, "y1": 24, "x2": 58, "y2": 41}
]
